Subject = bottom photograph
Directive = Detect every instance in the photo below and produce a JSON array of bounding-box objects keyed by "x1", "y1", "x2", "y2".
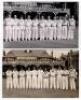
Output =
[{"x1": 2, "y1": 48, "x2": 79, "y2": 98}]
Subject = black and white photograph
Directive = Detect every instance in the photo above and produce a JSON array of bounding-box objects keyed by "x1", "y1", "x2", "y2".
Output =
[
  {"x1": 2, "y1": 49, "x2": 79, "y2": 98},
  {"x1": 3, "y1": 2, "x2": 79, "y2": 48}
]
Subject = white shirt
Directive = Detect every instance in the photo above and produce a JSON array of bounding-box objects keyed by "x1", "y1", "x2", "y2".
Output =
[
  {"x1": 12, "y1": 70, "x2": 19, "y2": 78},
  {"x1": 6, "y1": 70, "x2": 12, "y2": 77},
  {"x1": 25, "y1": 19, "x2": 32, "y2": 27}
]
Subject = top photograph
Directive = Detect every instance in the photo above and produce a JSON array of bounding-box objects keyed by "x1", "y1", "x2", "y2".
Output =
[{"x1": 3, "y1": 2, "x2": 79, "y2": 48}]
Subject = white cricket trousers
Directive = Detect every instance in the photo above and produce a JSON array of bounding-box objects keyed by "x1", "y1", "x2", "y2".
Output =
[
  {"x1": 37, "y1": 76, "x2": 42, "y2": 89},
  {"x1": 25, "y1": 27, "x2": 31, "y2": 40},
  {"x1": 53, "y1": 27, "x2": 57, "y2": 40},
  {"x1": 70, "y1": 78, "x2": 76, "y2": 90},
  {"x1": 40, "y1": 28, "x2": 45, "y2": 40},
  {"x1": 50, "y1": 77, "x2": 56, "y2": 89},
  {"x1": 6, "y1": 77, "x2": 12, "y2": 89},
  {"x1": 13, "y1": 77, "x2": 19, "y2": 89},
  {"x1": 57, "y1": 27, "x2": 62, "y2": 40},
  {"x1": 5, "y1": 26, "x2": 12, "y2": 41},
  {"x1": 32, "y1": 27, "x2": 38, "y2": 40},
  {"x1": 62, "y1": 76, "x2": 68, "y2": 90},
  {"x1": 19, "y1": 77, "x2": 25, "y2": 89},
  {"x1": 68, "y1": 26, "x2": 75, "y2": 40},
  {"x1": 26, "y1": 76, "x2": 32, "y2": 89},
  {"x1": 62, "y1": 26, "x2": 68, "y2": 39},
  {"x1": 43, "y1": 78, "x2": 49, "y2": 89},
  {"x1": 57, "y1": 76, "x2": 63, "y2": 89},
  {"x1": 32, "y1": 76, "x2": 37, "y2": 89}
]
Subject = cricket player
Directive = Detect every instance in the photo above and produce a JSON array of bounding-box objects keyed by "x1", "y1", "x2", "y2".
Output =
[
  {"x1": 31, "y1": 67, "x2": 38, "y2": 89},
  {"x1": 39, "y1": 16, "x2": 45, "y2": 40},
  {"x1": 52, "y1": 16, "x2": 57, "y2": 40},
  {"x1": 6, "y1": 69, "x2": 13, "y2": 89},
  {"x1": 68, "y1": 16, "x2": 76, "y2": 40},
  {"x1": 69, "y1": 67, "x2": 77, "y2": 90},
  {"x1": 46, "y1": 16, "x2": 53, "y2": 40},
  {"x1": 62, "y1": 67, "x2": 69, "y2": 90},
  {"x1": 13, "y1": 15, "x2": 19, "y2": 41},
  {"x1": 4, "y1": 14, "x2": 13, "y2": 42},
  {"x1": 12, "y1": 68, "x2": 19, "y2": 89},
  {"x1": 57, "y1": 17, "x2": 63, "y2": 40},
  {"x1": 32, "y1": 17, "x2": 39, "y2": 40},
  {"x1": 56, "y1": 66, "x2": 63, "y2": 89},
  {"x1": 25, "y1": 15, "x2": 32, "y2": 41},
  {"x1": 43, "y1": 68, "x2": 49, "y2": 89},
  {"x1": 62, "y1": 17, "x2": 69, "y2": 40},
  {"x1": 50, "y1": 67, "x2": 57, "y2": 89},
  {"x1": 19, "y1": 68, "x2": 25, "y2": 89},
  {"x1": 26, "y1": 67, "x2": 32, "y2": 89},
  {"x1": 37, "y1": 67, "x2": 43, "y2": 89},
  {"x1": 18, "y1": 16, "x2": 25, "y2": 41}
]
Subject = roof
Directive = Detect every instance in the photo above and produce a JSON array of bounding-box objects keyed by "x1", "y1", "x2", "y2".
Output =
[{"x1": 5, "y1": 50, "x2": 51, "y2": 58}]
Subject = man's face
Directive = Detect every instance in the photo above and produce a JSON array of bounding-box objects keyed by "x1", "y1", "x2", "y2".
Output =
[
  {"x1": 42, "y1": 16, "x2": 44, "y2": 20},
  {"x1": 48, "y1": 16, "x2": 50, "y2": 20},
  {"x1": 8, "y1": 15, "x2": 11, "y2": 18},
  {"x1": 14, "y1": 15, "x2": 17, "y2": 19},
  {"x1": 28, "y1": 15, "x2": 30, "y2": 19}
]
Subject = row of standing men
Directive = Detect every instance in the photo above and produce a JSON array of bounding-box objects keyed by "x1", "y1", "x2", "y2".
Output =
[
  {"x1": 4, "y1": 15, "x2": 76, "y2": 42},
  {"x1": 5, "y1": 67, "x2": 77, "y2": 90}
]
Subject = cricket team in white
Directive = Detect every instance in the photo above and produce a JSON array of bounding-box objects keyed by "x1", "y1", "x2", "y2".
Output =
[
  {"x1": 5, "y1": 66, "x2": 77, "y2": 90},
  {"x1": 4, "y1": 14, "x2": 76, "y2": 42}
]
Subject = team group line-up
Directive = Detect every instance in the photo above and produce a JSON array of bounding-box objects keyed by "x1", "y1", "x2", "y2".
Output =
[
  {"x1": 4, "y1": 14, "x2": 76, "y2": 42},
  {"x1": 5, "y1": 66, "x2": 77, "y2": 90}
]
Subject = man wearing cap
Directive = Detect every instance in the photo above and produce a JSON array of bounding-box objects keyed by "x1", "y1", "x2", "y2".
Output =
[
  {"x1": 62, "y1": 67, "x2": 69, "y2": 90},
  {"x1": 43, "y1": 68, "x2": 49, "y2": 89},
  {"x1": 31, "y1": 67, "x2": 38, "y2": 89},
  {"x1": 46, "y1": 16, "x2": 53, "y2": 40},
  {"x1": 13, "y1": 15, "x2": 19, "y2": 41},
  {"x1": 6, "y1": 68, "x2": 13, "y2": 89},
  {"x1": 68, "y1": 16, "x2": 76, "y2": 40},
  {"x1": 18, "y1": 16, "x2": 25, "y2": 41},
  {"x1": 69, "y1": 67, "x2": 77, "y2": 90},
  {"x1": 19, "y1": 68, "x2": 25, "y2": 89},
  {"x1": 37, "y1": 67, "x2": 43, "y2": 89},
  {"x1": 25, "y1": 15, "x2": 32, "y2": 41},
  {"x1": 4, "y1": 14, "x2": 13, "y2": 42},
  {"x1": 32, "y1": 17, "x2": 39, "y2": 40},
  {"x1": 57, "y1": 17, "x2": 63, "y2": 40},
  {"x1": 52, "y1": 16, "x2": 57, "y2": 40},
  {"x1": 56, "y1": 66, "x2": 63, "y2": 89},
  {"x1": 50, "y1": 67, "x2": 57, "y2": 89},
  {"x1": 12, "y1": 67, "x2": 19, "y2": 89},
  {"x1": 62, "y1": 16, "x2": 69, "y2": 40},
  {"x1": 26, "y1": 67, "x2": 32, "y2": 89},
  {"x1": 39, "y1": 16, "x2": 46, "y2": 40}
]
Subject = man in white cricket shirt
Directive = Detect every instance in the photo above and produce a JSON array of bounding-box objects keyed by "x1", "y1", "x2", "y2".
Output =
[
  {"x1": 69, "y1": 67, "x2": 77, "y2": 90},
  {"x1": 31, "y1": 67, "x2": 38, "y2": 89},
  {"x1": 39, "y1": 16, "x2": 45, "y2": 40},
  {"x1": 32, "y1": 17, "x2": 39, "y2": 40},
  {"x1": 50, "y1": 67, "x2": 57, "y2": 89},
  {"x1": 68, "y1": 16, "x2": 76, "y2": 40},
  {"x1": 26, "y1": 67, "x2": 32, "y2": 89},
  {"x1": 13, "y1": 15, "x2": 19, "y2": 41},
  {"x1": 18, "y1": 16, "x2": 25, "y2": 41},
  {"x1": 43, "y1": 68, "x2": 49, "y2": 89},
  {"x1": 52, "y1": 16, "x2": 57, "y2": 40},
  {"x1": 6, "y1": 68, "x2": 13, "y2": 89},
  {"x1": 19, "y1": 68, "x2": 25, "y2": 89},
  {"x1": 37, "y1": 67, "x2": 43, "y2": 89},
  {"x1": 12, "y1": 67, "x2": 19, "y2": 89},
  {"x1": 25, "y1": 15, "x2": 32, "y2": 41},
  {"x1": 4, "y1": 14, "x2": 13, "y2": 42}
]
